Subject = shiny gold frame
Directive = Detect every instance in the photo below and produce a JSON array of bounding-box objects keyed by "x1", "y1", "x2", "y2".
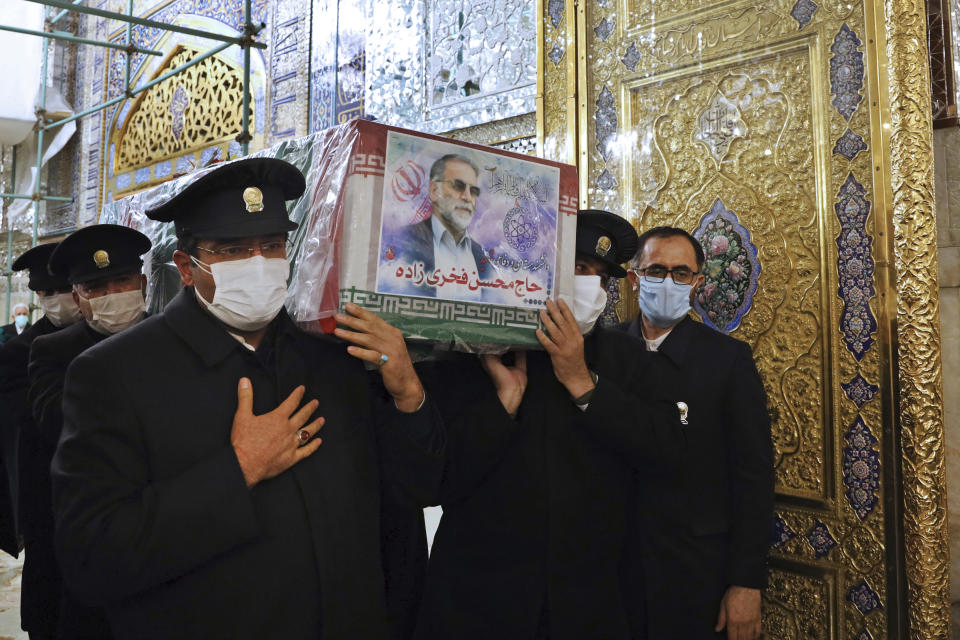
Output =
[
  {"x1": 878, "y1": 0, "x2": 950, "y2": 635},
  {"x1": 536, "y1": 0, "x2": 949, "y2": 635}
]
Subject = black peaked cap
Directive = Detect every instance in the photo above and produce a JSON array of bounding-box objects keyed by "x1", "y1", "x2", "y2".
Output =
[
  {"x1": 11, "y1": 242, "x2": 70, "y2": 291},
  {"x1": 575, "y1": 209, "x2": 639, "y2": 278},
  {"x1": 49, "y1": 224, "x2": 152, "y2": 285},
  {"x1": 144, "y1": 157, "x2": 305, "y2": 240}
]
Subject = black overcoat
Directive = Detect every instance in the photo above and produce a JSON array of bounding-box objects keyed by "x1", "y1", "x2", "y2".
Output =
[
  {"x1": 52, "y1": 288, "x2": 444, "y2": 640},
  {"x1": 618, "y1": 316, "x2": 774, "y2": 639},
  {"x1": 414, "y1": 327, "x2": 685, "y2": 640},
  {"x1": 24, "y1": 318, "x2": 109, "y2": 638},
  {"x1": 0, "y1": 316, "x2": 61, "y2": 557}
]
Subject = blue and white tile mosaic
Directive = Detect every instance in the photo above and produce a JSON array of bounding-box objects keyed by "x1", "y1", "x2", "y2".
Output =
[
  {"x1": 134, "y1": 167, "x2": 151, "y2": 184},
  {"x1": 841, "y1": 374, "x2": 879, "y2": 409},
  {"x1": 830, "y1": 24, "x2": 865, "y2": 121},
  {"x1": 598, "y1": 275, "x2": 621, "y2": 327},
  {"x1": 806, "y1": 520, "x2": 837, "y2": 558},
  {"x1": 594, "y1": 17, "x2": 614, "y2": 41},
  {"x1": 835, "y1": 173, "x2": 876, "y2": 361},
  {"x1": 843, "y1": 416, "x2": 880, "y2": 520},
  {"x1": 200, "y1": 147, "x2": 222, "y2": 166},
  {"x1": 596, "y1": 169, "x2": 618, "y2": 191},
  {"x1": 548, "y1": 0, "x2": 564, "y2": 28},
  {"x1": 177, "y1": 155, "x2": 194, "y2": 175},
  {"x1": 834, "y1": 129, "x2": 868, "y2": 161},
  {"x1": 595, "y1": 85, "x2": 617, "y2": 161},
  {"x1": 846, "y1": 580, "x2": 882, "y2": 615},
  {"x1": 771, "y1": 514, "x2": 796, "y2": 547},
  {"x1": 790, "y1": 0, "x2": 818, "y2": 29},
  {"x1": 155, "y1": 161, "x2": 172, "y2": 180},
  {"x1": 548, "y1": 45, "x2": 565, "y2": 66},
  {"x1": 621, "y1": 43, "x2": 640, "y2": 72}
]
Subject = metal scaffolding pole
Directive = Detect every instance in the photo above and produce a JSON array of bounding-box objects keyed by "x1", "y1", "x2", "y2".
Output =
[
  {"x1": 239, "y1": 0, "x2": 253, "y2": 156},
  {"x1": 0, "y1": 193, "x2": 72, "y2": 202},
  {"x1": 0, "y1": 23, "x2": 163, "y2": 56},
  {"x1": 23, "y1": 0, "x2": 267, "y2": 50},
  {"x1": 30, "y1": 16, "x2": 50, "y2": 311},
  {"x1": 49, "y1": 0, "x2": 85, "y2": 27},
  {"x1": 5, "y1": 147, "x2": 17, "y2": 320},
  {"x1": 0, "y1": 0, "x2": 263, "y2": 300}
]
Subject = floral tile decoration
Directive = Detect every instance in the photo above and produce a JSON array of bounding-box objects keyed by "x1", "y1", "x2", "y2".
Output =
[
  {"x1": 830, "y1": 24, "x2": 865, "y2": 121},
  {"x1": 833, "y1": 129, "x2": 868, "y2": 161},
  {"x1": 841, "y1": 374, "x2": 879, "y2": 409},
  {"x1": 843, "y1": 416, "x2": 880, "y2": 520},
  {"x1": 548, "y1": 44, "x2": 565, "y2": 66},
  {"x1": 596, "y1": 169, "x2": 618, "y2": 191},
  {"x1": 771, "y1": 514, "x2": 796, "y2": 547},
  {"x1": 621, "y1": 43, "x2": 640, "y2": 72},
  {"x1": 846, "y1": 580, "x2": 882, "y2": 615},
  {"x1": 548, "y1": 0, "x2": 564, "y2": 28},
  {"x1": 692, "y1": 199, "x2": 761, "y2": 333},
  {"x1": 594, "y1": 17, "x2": 615, "y2": 42},
  {"x1": 595, "y1": 86, "x2": 617, "y2": 161},
  {"x1": 790, "y1": 0, "x2": 818, "y2": 28},
  {"x1": 806, "y1": 520, "x2": 838, "y2": 558},
  {"x1": 835, "y1": 173, "x2": 876, "y2": 360}
]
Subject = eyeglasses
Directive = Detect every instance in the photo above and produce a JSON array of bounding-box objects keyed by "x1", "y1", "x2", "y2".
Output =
[
  {"x1": 196, "y1": 240, "x2": 288, "y2": 261},
  {"x1": 633, "y1": 266, "x2": 699, "y2": 285},
  {"x1": 435, "y1": 179, "x2": 481, "y2": 198}
]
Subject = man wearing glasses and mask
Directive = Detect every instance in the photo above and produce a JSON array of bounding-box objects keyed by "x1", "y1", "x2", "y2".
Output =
[
  {"x1": 621, "y1": 226, "x2": 773, "y2": 640},
  {"x1": 51, "y1": 158, "x2": 444, "y2": 640},
  {"x1": 391, "y1": 153, "x2": 497, "y2": 301}
]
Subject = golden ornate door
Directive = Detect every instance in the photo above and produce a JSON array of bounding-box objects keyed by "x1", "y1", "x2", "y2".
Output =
[{"x1": 538, "y1": 0, "x2": 949, "y2": 637}]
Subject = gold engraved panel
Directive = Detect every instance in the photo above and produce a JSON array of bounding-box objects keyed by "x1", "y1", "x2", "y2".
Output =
[
  {"x1": 538, "y1": 0, "x2": 577, "y2": 166},
  {"x1": 625, "y1": 45, "x2": 827, "y2": 499},
  {"x1": 113, "y1": 45, "x2": 249, "y2": 175},
  {"x1": 534, "y1": 0, "x2": 943, "y2": 633},
  {"x1": 883, "y1": 0, "x2": 951, "y2": 633},
  {"x1": 763, "y1": 567, "x2": 832, "y2": 638}
]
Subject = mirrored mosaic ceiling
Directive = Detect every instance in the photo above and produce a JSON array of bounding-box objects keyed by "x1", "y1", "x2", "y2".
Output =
[
  {"x1": 310, "y1": 0, "x2": 536, "y2": 134},
  {"x1": 48, "y1": 0, "x2": 536, "y2": 228}
]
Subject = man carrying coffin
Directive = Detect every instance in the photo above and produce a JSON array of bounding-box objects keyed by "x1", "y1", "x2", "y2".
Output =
[
  {"x1": 414, "y1": 210, "x2": 686, "y2": 640},
  {"x1": 51, "y1": 158, "x2": 444, "y2": 640}
]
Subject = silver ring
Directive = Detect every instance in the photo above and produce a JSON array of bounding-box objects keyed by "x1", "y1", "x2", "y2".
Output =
[
  {"x1": 297, "y1": 429, "x2": 310, "y2": 445},
  {"x1": 376, "y1": 353, "x2": 389, "y2": 367}
]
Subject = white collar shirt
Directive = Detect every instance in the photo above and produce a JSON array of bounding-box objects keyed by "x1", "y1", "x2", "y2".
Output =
[{"x1": 430, "y1": 214, "x2": 482, "y2": 301}]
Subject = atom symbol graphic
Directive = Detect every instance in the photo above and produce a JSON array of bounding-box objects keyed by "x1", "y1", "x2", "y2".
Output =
[{"x1": 503, "y1": 206, "x2": 538, "y2": 252}]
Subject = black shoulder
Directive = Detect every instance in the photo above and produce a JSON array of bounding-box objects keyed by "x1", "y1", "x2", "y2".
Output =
[
  {"x1": 31, "y1": 321, "x2": 89, "y2": 357},
  {"x1": 75, "y1": 314, "x2": 170, "y2": 362},
  {"x1": 685, "y1": 317, "x2": 754, "y2": 357}
]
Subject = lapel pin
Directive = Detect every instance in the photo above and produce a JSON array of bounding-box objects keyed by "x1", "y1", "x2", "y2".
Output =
[{"x1": 676, "y1": 401, "x2": 689, "y2": 425}]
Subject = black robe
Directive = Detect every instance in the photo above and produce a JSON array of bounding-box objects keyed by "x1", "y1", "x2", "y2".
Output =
[
  {"x1": 618, "y1": 316, "x2": 774, "y2": 639},
  {"x1": 52, "y1": 288, "x2": 444, "y2": 640},
  {"x1": 27, "y1": 319, "x2": 112, "y2": 639},
  {"x1": 413, "y1": 327, "x2": 685, "y2": 640}
]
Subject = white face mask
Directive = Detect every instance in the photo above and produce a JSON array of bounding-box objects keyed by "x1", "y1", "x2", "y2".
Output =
[
  {"x1": 572, "y1": 275, "x2": 608, "y2": 335},
  {"x1": 192, "y1": 255, "x2": 289, "y2": 332},
  {"x1": 38, "y1": 292, "x2": 83, "y2": 328},
  {"x1": 81, "y1": 289, "x2": 146, "y2": 335}
]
